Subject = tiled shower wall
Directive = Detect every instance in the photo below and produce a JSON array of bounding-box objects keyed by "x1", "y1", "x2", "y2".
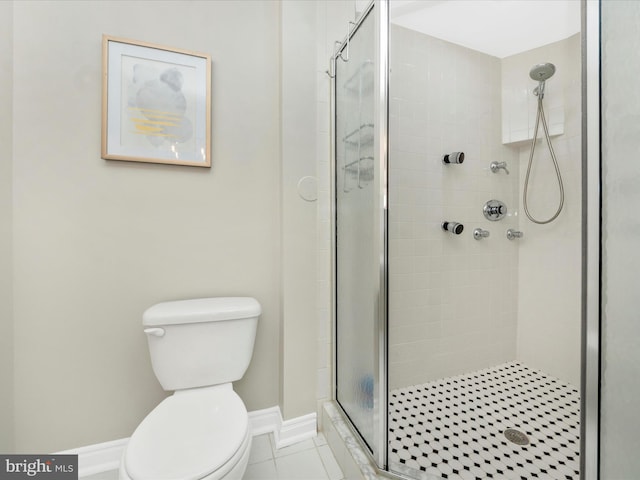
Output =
[
  {"x1": 509, "y1": 34, "x2": 582, "y2": 387},
  {"x1": 388, "y1": 27, "x2": 582, "y2": 391},
  {"x1": 388, "y1": 25, "x2": 520, "y2": 390}
]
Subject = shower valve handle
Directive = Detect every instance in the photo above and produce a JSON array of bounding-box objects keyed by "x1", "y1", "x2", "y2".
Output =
[
  {"x1": 473, "y1": 228, "x2": 490, "y2": 240},
  {"x1": 483, "y1": 200, "x2": 507, "y2": 221},
  {"x1": 507, "y1": 229, "x2": 524, "y2": 240},
  {"x1": 490, "y1": 161, "x2": 509, "y2": 175}
]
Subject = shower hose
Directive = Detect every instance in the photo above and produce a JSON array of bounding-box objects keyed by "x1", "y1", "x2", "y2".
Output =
[{"x1": 523, "y1": 96, "x2": 565, "y2": 224}]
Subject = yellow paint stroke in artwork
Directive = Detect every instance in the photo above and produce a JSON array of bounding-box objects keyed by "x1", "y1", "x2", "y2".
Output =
[
  {"x1": 131, "y1": 118, "x2": 180, "y2": 127},
  {"x1": 134, "y1": 124, "x2": 164, "y2": 133},
  {"x1": 128, "y1": 107, "x2": 182, "y2": 137}
]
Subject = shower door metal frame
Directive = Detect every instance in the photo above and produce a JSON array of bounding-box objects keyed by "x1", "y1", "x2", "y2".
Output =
[
  {"x1": 331, "y1": 0, "x2": 389, "y2": 470},
  {"x1": 582, "y1": 1, "x2": 601, "y2": 478}
]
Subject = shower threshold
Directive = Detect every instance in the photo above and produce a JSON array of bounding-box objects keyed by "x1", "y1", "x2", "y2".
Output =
[{"x1": 388, "y1": 361, "x2": 580, "y2": 480}]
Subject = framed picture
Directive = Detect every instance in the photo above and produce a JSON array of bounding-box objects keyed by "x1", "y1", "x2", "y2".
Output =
[{"x1": 101, "y1": 35, "x2": 211, "y2": 167}]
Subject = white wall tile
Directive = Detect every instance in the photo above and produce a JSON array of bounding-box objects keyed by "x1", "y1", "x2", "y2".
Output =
[
  {"x1": 388, "y1": 25, "x2": 519, "y2": 390},
  {"x1": 513, "y1": 34, "x2": 582, "y2": 386}
]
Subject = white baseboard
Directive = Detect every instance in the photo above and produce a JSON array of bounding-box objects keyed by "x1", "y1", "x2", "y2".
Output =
[
  {"x1": 249, "y1": 407, "x2": 317, "y2": 449},
  {"x1": 57, "y1": 437, "x2": 128, "y2": 478},
  {"x1": 248, "y1": 406, "x2": 282, "y2": 437},
  {"x1": 275, "y1": 412, "x2": 318, "y2": 449},
  {"x1": 60, "y1": 406, "x2": 317, "y2": 478}
]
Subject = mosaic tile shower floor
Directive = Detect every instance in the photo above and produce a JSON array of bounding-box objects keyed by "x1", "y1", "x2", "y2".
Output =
[{"x1": 388, "y1": 362, "x2": 580, "y2": 480}]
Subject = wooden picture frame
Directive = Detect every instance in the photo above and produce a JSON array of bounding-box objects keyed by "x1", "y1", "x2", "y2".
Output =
[{"x1": 101, "y1": 35, "x2": 211, "y2": 167}]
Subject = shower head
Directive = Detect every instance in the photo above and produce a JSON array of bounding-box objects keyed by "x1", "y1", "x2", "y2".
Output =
[
  {"x1": 529, "y1": 63, "x2": 555, "y2": 99},
  {"x1": 529, "y1": 63, "x2": 556, "y2": 82}
]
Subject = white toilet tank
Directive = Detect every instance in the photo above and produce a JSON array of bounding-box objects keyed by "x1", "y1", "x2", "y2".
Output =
[{"x1": 142, "y1": 297, "x2": 260, "y2": 391}]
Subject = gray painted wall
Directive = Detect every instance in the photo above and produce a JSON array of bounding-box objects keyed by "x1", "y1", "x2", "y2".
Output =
[
  {"x1": 280, "y1": 0, "x2": 319, "y2": 420},
  {"x1": 0, "y1": 0, "x2": 14, "y2": 454},
  {"x1": 11, "y1": 0, "x2": 283, "y2": 452}
]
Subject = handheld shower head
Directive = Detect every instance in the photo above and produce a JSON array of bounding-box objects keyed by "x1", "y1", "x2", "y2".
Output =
[
  {"x1": 529, "y1": 63, "x2": 556, "y2": 82},
  {"x1": 529, "y1": 63, "x2": 556, "y2": 99}
]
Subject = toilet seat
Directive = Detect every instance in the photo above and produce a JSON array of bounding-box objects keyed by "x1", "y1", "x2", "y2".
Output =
[{"x1": 123, "y1": 384, "x2": 250, "y2": 480}]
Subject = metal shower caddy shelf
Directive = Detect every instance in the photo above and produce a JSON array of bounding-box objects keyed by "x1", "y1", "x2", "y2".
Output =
[{"x1": 341, "y1": 58, "x2": 375, "y2": 192}]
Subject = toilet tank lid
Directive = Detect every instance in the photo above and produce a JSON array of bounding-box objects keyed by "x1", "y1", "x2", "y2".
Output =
[{"x1": 143, "y1": 297, "x2": 261, "y2": 327}]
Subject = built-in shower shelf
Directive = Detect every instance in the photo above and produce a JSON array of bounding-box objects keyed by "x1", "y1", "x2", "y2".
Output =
[{"x1": 502, "y1": 123, "x2": 564, "y2": 147}]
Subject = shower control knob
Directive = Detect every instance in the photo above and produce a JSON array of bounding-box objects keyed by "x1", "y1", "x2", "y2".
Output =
[
  {"x1": 490, "y1": 161, "x2": 510, "y2": 174},
  {"x1": 483, "y1": 200, "x2": 507, "y2": 221},
  {"x1": 507, "y1": 229, "x2": 524, "y2": 240},
  {"x1": 473, "y1": 228, "x2": 490, "y2": 240}
]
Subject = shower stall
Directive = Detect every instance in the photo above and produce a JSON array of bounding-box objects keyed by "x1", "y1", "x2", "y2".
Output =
[{"x1": 330, "y1": 1, "x2": 599, "y2": 479}]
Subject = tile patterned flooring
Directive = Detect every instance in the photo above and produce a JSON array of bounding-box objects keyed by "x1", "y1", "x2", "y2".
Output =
[
  {"x1": 82, "y1": 432, "x2": 344, "y2": 480},
  {"x1": 244, "y1": 432, "x2": 344, "y2": 480},
  {"x1": 388, "y1": 362, "x2": 581, "y2": 480}
]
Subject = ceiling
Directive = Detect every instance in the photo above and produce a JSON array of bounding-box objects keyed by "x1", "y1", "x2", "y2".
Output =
[{"x1": 390, "y1": 0, "x2": 581, "y2": 58}]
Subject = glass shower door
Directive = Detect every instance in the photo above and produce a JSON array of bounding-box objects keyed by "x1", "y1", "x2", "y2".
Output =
[{"x1": 334, "y1": 5, "x2": 381, "y2": 457}]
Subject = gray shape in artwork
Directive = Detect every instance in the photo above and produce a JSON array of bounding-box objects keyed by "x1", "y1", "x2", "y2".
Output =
[{"x1": 132, "y1": 66, "x2": 192, "y2": 145}]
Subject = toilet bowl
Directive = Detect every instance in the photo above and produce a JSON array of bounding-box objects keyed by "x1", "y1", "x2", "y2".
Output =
[
  {"x1": 120, "y1": 385, "x2": 252, "y2": 480},
  {"x1": 119, "y1": 297, "x2": 260, "y2": 480}
]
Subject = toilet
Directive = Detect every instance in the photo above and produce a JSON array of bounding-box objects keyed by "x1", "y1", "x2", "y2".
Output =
[{"x1": 119, "y1": 297, "x2": 261, "y2": 480}]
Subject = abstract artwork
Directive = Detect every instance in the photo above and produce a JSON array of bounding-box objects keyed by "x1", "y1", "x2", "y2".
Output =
[{"x1": 101, "y1": 36, "x2": 211, "y2": 167}]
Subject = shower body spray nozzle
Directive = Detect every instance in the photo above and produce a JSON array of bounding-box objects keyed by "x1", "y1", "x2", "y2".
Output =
[
  {"x1": 442, "y1": 221, "x2": 464, "y2": 235},
  {"x1": 442, "y1": 152, "x2": 464, "y2": 164}
]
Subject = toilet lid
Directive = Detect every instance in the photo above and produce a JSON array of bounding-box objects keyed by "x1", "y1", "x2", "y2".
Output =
[{"x1": 125, "y1": 386, "x2": 249, "y2": 480}]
